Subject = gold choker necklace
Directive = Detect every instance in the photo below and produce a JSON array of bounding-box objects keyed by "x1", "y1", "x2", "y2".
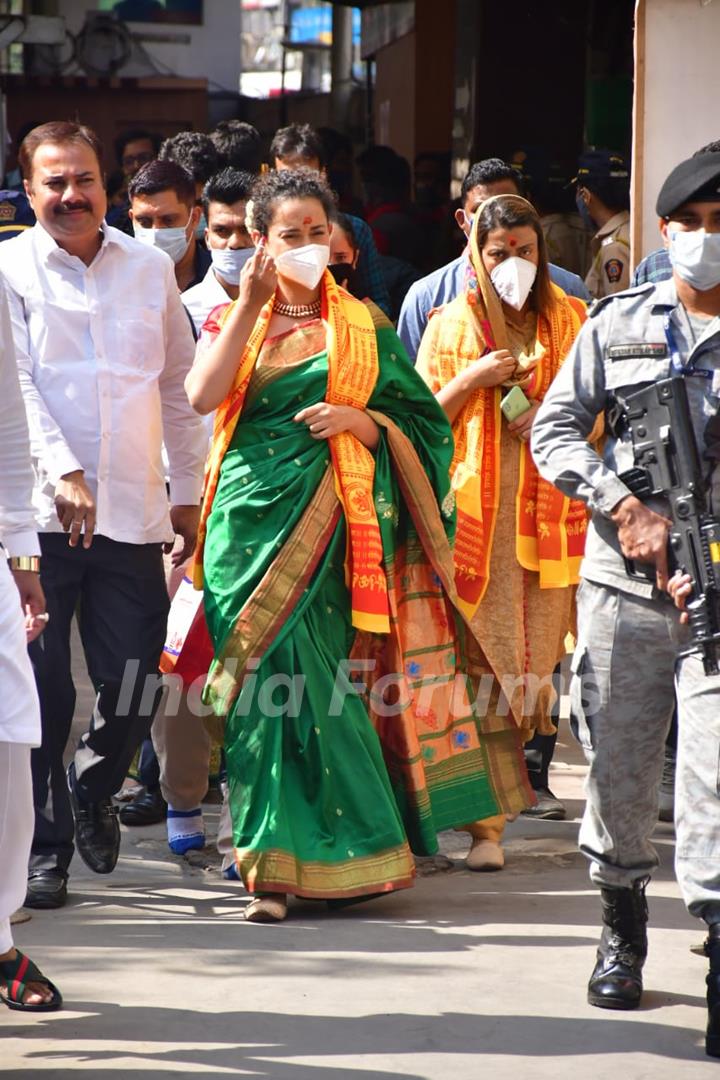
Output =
[{"x1": 273, "y1": 298, "x2": 321, "y2": 319}]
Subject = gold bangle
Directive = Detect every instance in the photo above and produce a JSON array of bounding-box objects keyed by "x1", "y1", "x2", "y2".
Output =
[{"x1": 8, "y1": 555, "x2": 41, "y2": 573}]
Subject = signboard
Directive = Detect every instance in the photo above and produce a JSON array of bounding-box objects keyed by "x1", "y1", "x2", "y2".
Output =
[{"x1": 99, "y1": 1, "x2": 203, "y2": 25}]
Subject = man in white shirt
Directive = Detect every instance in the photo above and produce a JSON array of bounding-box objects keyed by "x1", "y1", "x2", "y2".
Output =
[
  {"x1": 0, "y1": 121, "x2": 207, "y2": 909},
  {"x1": 0, "y1": 277, "x2": 61, "y2": 1009},
  {"x1": 182, "y1": 167, "x2": 255, "y2": 335}
]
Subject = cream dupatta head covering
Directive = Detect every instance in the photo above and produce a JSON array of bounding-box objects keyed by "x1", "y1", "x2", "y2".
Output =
[{"x1": 466, "y1": 192, "x2": 553, "y2": 388}]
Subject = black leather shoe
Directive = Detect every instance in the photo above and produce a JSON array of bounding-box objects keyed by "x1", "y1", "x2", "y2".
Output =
[
  {"x1": 521, "y1": 786, "x2": 567, "y2": 820},
  {"x1": 588, "y1": 879, "x2": 648, "y2": 1010},
  {"x1": 67, "y1": 765, "x2": 120, "y2": 875},
  {"x1": 24, "y1": 868, "x2": 68, "y2": 910},
  {"x1": 119, "y1": 787, "x2": 167, "y2": 827}
]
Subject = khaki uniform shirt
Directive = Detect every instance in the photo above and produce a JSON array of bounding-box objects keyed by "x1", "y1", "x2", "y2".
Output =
[
  {"x1": 585, "y1": 210, "x2": 631, "y2": 300},
  {"x1": 541, "y1": 212, "x2": 590, "y2": 279}
]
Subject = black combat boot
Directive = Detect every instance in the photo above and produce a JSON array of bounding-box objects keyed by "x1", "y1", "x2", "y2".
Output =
[
  {"x1": 705, "y1": 924, "x2": 720, "y2": 1057},
  {"x1": 587, "y1": 878, "x2": 649, "y2": 1010}
]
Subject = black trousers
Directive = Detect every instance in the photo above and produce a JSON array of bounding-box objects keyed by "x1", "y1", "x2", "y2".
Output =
[
  {"x1": 29, "y1": 534, "x2": 169, "y2": 873},
  {"x1": 137, "y1": 736, "x2": 161, "y2": 791},
  {"x1": 523, "y1": 660, "x2": 563, "y2": 790},
  {"x1": 523, "y1": 730, "x2": 557, "y2": 790}
]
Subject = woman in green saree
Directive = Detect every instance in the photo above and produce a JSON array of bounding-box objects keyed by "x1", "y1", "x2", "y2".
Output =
[{"x1": 186, "y1": 170, "x2": 530, "y2": 922}]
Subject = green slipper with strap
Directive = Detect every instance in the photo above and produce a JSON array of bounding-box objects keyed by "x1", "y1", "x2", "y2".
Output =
[{"x1": 0, "y1": 950, "x2": 62, "y2": 1011}]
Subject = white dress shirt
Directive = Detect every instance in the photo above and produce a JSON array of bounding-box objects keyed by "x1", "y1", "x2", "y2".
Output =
[
  {"x1": 0, "y1": 276, "x2": 41, "y2": 746},
  {"x1": 0, "y1": 223, "x2": 207, "y2": 544},
  {"x1": 181, "y1": 264, "x2": 231, "y2": 335},
  {"x1": 0, "y1": 277, "x2": 39, "y2": 559}
]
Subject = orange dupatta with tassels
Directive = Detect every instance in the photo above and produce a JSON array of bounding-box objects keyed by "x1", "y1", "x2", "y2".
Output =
[
  {"x1": 193, "y1": 270, "x2": 391, "y2": 634},
  {"x1": 416, "y1": 196, "x2": 588, "y2": 622}
]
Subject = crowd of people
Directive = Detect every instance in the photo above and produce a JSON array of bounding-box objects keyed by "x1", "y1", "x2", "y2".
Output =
[{"x1": 2, "y1": 112, "x2": 720, "y2": 1060}]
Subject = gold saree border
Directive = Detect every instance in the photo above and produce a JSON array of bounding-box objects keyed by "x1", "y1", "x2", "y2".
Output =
[{"x1": 234, "y1": 841, "x2": 416, "y2": 899}]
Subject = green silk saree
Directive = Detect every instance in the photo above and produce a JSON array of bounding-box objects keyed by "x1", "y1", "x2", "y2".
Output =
[{"x1": 202, "y1": 314, "x2": 528, "y2": 899}]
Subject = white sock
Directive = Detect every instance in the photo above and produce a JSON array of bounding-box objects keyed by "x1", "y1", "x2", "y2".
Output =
[{"x1": 167, "y1": 807, "x2": 204, "y2": 855}]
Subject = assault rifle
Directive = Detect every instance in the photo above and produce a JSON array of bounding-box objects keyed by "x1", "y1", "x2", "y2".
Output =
[{"x1": 615, "y1": 376, "x2": 720, "y2": 675}]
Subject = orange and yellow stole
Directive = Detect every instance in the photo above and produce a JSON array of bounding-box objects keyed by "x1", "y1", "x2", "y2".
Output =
[
  {"x1": 421, "y1": 289, "x2": 586, "y2": 621},
  {"x1": 193, "y1": 271, "x2": 391, "y2": 634}
]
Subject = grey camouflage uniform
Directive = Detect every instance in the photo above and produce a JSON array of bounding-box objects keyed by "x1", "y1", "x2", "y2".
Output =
[{"x1": 532, "y1": 276, "x2": 720, "y2": 924}]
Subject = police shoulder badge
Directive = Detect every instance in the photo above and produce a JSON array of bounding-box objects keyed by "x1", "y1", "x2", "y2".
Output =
[{"x1": 604, "y1": 258, "x2": 624, "y2": 284}]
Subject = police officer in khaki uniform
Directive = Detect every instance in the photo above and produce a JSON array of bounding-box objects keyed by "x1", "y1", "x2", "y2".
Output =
[
  {"x1": 532, "y1": 151, "x2": 720, "y2": 1059},
  {"x1": 575, "y1": 150, "x2": 631, "y2": 299}
]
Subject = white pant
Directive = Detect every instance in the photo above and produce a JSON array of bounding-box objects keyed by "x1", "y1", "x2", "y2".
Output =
[
  {"x1": 0, "y1": 742, "x2": 33, "y2": 953},
  {"x1": 0, "y1": 557, "x2": 41, "y2": 746}
]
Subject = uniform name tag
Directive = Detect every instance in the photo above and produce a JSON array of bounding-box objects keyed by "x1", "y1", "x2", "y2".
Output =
[{"x1": 606, "y1": 343, "x2": 668, "y2": 360}]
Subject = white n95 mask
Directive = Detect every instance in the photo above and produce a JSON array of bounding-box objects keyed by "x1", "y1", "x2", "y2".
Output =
[
  {"x1": 490, "y1": 256, "x2": 538, "y2": 310},
  {"x1": 275, "y1": 244, "x2": 329, "y2": 290},
  {"x1": 668, "y1": 229, "x2": 720, "y2": 292}
]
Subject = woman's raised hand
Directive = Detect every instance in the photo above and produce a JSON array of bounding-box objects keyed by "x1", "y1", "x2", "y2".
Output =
[
  {"x1": 239, "y1": 238, "x2": 278, "y2": 309},
  {"x1": 469, "y1": 349, "x2": 517, "y2": 388}
]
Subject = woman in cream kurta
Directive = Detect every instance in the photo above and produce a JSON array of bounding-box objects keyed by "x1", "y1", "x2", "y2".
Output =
[{"x1": 417, "y1": 194, "x2": 587, "y2": 870}]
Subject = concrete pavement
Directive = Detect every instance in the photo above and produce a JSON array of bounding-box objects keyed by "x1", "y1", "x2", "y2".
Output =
[{"x1": 2, "y1": 647, "x2": 716, "y2": 1078}]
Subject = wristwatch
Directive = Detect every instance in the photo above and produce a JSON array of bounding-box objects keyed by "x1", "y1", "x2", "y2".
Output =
[{"x1": 8, "y1": 555, "x2": 41, "y2": 573}]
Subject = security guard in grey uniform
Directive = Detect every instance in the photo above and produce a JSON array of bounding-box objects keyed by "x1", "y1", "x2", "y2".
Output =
[{"x1": 532, "y1": 151, "x2": 720, "y2": 1059}]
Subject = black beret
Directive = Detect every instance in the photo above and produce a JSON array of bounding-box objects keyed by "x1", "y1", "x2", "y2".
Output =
[{"x1": 656, "y1": 151, "x2": 720, "y2": 218}]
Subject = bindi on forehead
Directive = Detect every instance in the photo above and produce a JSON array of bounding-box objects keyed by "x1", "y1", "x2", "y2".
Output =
[
  {"x1": 302, "y1": 215, "x2": 313, "y2": 225},
  {"x1": 508, "y1": 236, "x2": 517, "y2": 247}
]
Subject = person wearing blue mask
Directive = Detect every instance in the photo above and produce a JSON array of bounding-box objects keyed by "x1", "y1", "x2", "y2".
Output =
[
  {"x1": 182, "y1": 168, "x2": 256, "y2": 336},
  {"x1": 532, "y1": 151, "x2": 720, "y2": 1056},
  {"x1": 129, "y1": 159, "x2": 211, "y2": 293},
  {"x1": 574, "y1": 149, "x2": 631, "y2": 299}
]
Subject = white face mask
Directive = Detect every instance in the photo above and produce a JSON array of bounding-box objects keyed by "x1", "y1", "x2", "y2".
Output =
[
  {"x1": 490, "y1": 255, "x2": 538, "y2": 310},
  {"x1": 275, "y1": 243, "x2": 329, "y2": 290},
  {"x1": 668, "y1": 229, "x2": 720, "y2": 292},
  {"x1": 211, "y1": 245, "x2": 255, "y2": 283},
  {"x1": 133, "y1": 212, "x2": 192, "y2": 265}
]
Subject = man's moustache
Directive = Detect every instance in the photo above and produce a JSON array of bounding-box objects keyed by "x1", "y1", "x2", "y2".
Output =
[{"x1": 57, "y1": 203, "x2": 91, "y2": 213}]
